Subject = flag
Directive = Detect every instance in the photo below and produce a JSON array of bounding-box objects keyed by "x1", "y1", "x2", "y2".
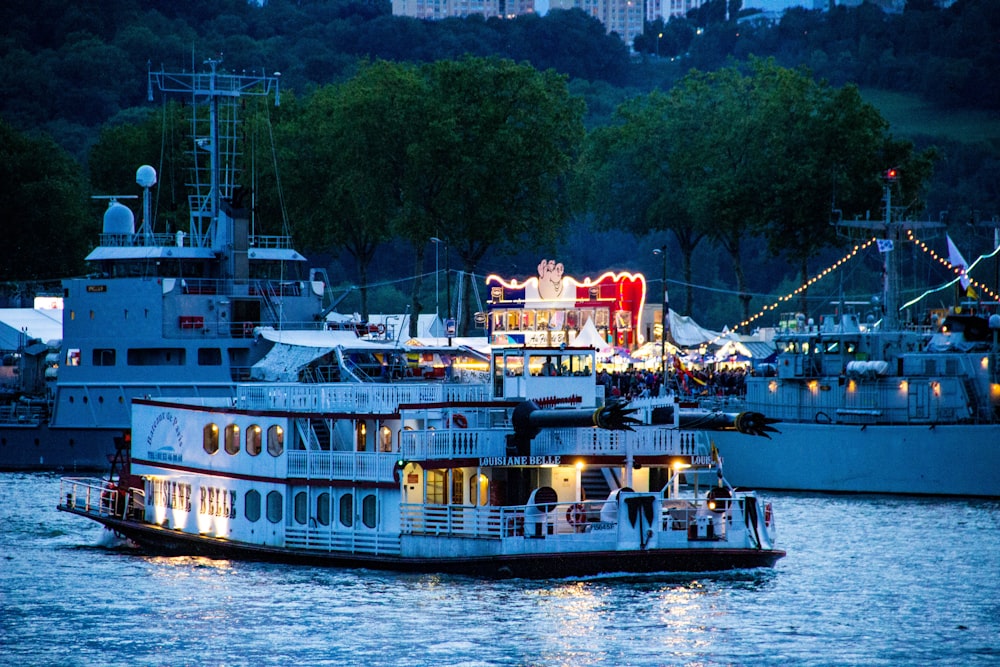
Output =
[
  {"x1": 876, "y1": 239, "x2": 894, "y2": 253},
  {"x1": 946, "y1": 234, "x2": 970, "y2": 289}
]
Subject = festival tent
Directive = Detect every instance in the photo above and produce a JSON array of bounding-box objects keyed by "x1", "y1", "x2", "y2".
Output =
[{"x1": 569, "y1": 318, "x2": 612, "y2": 355}]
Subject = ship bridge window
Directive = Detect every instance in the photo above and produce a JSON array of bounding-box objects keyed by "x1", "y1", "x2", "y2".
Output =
[
  {"x1": 246, "y1": 425, "x2": 262, "y2": 456},
  {"x1": 92, "y1": 349, "x2": 116, "y2": 366},
  {"x1": 266, "y1": 490, "x2": 282, "y2": 523},
  {"x1": 362, "y1": 494, "x2": 377, "y2": 528},
  {"x1": 203, "y1": 424, "x2": 219, "y2": 455},
  {"x1": 245, "y1": 489, "x2": 261, "y2": 522},
  {"x1": 198, "y1": 348, "x2": 222, "y2": 366},
  {"x1": 224, "y1": 424, "x2": 240, "y2": 455},
  {"x1": 127, "y1": 348, "x2": 186, "y2": 366},
  {"x1": 267, "y1": 425, "x2": 284, "y2": 456}
]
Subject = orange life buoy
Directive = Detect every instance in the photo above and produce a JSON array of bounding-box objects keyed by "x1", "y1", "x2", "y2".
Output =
[
  {"x1": 450, "y1": 413, "x2": 468, "y2": 428},
  {"x1": 376, "y1": 323, "x2": 386, "y2": 335},
  {"x1": 566, "y1": 503, "x2": 586, "y2": 526}
]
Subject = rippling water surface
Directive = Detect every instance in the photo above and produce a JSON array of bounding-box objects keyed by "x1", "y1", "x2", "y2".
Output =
[{"x1": 2, "y1": 473, "x2": 998, "y2": 666}]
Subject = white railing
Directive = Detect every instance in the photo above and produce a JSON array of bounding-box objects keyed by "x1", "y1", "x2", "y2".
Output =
[
  {"x1": 285, "y1": 527, "x2": 402, "y2": 555},
  {"x1": 59, "y1": 477, "x2": 146, "y2": 520},
  {"x1": 286, "y1": 451, "x2": 398, "y2": 481},
  {"x1": 532, "y1": 427, "x2": 709, "y2": 457},
  {"x1": 399, "y1": 428, "x2": 508, "y2": 460},
  {"x1": 235, "y1": 382, "x2": 492, "y2": 413}
]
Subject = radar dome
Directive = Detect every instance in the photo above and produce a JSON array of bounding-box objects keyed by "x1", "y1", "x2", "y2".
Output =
[
  {"x1": 136, "y1": 165, "x2": 157, "y2": 188},
  {"x1": 103, "y1": 201, "x2": 135, "y2": 235}
]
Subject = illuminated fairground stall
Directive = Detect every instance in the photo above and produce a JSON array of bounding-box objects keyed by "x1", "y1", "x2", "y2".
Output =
[{"x1": 485, "y1": 260, "x2": 646, "y2": 349}]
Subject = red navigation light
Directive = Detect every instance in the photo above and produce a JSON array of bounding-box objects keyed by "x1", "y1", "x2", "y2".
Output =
[{"x1": 884, "y1": 168, "x2": 899, "y2": 182}]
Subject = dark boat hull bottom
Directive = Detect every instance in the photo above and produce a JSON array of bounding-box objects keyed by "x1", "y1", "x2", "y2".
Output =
[{"x1": 64, "y1": 508, "x2": 785, "y2": 579}]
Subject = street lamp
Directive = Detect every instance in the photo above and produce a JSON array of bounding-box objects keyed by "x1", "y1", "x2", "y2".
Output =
[
  {"x1": 656, "y1": 32, "x2": 662, "y2": 58},
  {"x1": 432, "y1": 237, "x2": 452, "y2": 345},
  {"x1": 653, "y1": 246, "x2": 669, "y2": 392},
  {"x1": 430, "y1": 237, "x2": 443, "y2": 318}
]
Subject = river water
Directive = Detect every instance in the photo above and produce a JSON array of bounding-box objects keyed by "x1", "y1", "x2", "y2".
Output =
[{"x1": 2, "y1": 473, "x2": 998, "y2": 666}]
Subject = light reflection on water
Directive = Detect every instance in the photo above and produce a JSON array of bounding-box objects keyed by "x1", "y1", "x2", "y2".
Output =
[{"x1": 2, "y1": 473, "x2": 998, "y2": 666}]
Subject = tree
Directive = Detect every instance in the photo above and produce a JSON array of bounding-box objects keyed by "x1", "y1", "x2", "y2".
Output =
[
  {"x1": 279, "y1": 61, "x2": 427, "y2": 319},
  {"x1": 409, "y1": 57, "x2": 586, "y2": 334},
  {"x1": 0, "y1": 119, "x2": 90, "y2": 280}
]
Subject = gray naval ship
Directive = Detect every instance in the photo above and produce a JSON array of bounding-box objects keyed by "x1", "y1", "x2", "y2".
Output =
[{"x1": 1, "y1": 61, "x2": 328, "y2": 470}]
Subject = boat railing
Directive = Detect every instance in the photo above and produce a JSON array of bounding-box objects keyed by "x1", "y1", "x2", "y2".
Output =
[
  {"x1": 287, "y1": 450, "x2": 397, "y2": 482},
  {"x1": 59, "y1": 477, "x2": 146, "y2": 521},
  {"x1": 531, "y1": 427, "x2": 708, "y2": 457},
  {"x1": 235, "y1": 382, "x2": 491, "y2": 413},
  {"x1": 399, "y1": 428, "x2": 508, "y2": 460},
  {"x1": 398, "y1": 496, "x2": 744, "y2": 542},
  {"x1": 284, "y1": 527, "x2": 402, "y2": 556},
  {"x1": 0, "y1": 401, "x2": 49, "y2": 426}
]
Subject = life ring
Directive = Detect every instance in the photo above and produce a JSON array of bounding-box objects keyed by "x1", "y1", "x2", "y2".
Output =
[
  {"x1": 566, "y1": 503, "x2": 586, "y2": 526},
  {"x1": 376, "y1": 323, "x2": 386, "y2": 335},
  {"x1": 450, "y1": 413, "x2": 468, "y2": 429}
]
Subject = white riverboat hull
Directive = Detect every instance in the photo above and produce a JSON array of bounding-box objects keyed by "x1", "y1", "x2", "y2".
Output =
[{"x1": 710, "y1": 422, "x2": 1000, "y2": 497}]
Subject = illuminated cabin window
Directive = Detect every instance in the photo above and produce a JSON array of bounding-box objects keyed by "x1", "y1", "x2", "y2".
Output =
[
  {"x1": 471, "y1": 474, "x2": 489, "y2": 506},
  {"x1": 427, "y1": 470, "x2": 446, "y2": 505},
  {"x1": 379, "y1": 425, "x2": 393, "y2": 452},
  {"x1": 356, "y1": 421, "x2": 367, "y2": 451},
  {"x1": 267, "y1": 425, "x2": 284, "y2": 457},
  {"x1": 294, "y1": 492, "x2": 307, "y2": 525},
  {"x1": 316, "y1": 492, "x2": 331, "y2": 526},
  {"x1": 203, "y1": 424, "x2": 219, "y2": 455},
  {"x1": 266, "y1": 490, "x2": 282, "y2": 523},
  {"x1": 452, "y1": 469, "x2": 464, "y2": 504},
  {"x1": 339, "y1": 493, "x2": 353, "y2": 527},
  {"x1": 246, "y1": 425, "x2": 262, "y2": 456},
  {"x1": 362, "y1": 494, "x2": 377, "y2": 528},
  {"x1": 224, "y1": 424, "x2": 240, "y2": 455},
  {"x1": 245, "y1": 489, "x2": 261, "y2": 522}
]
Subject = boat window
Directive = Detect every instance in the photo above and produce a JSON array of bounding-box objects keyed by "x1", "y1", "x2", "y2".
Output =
[
  {"x1": 504, "y1": 353, "x2": 524, "y2": 377},
  {"x1": 426, "y1": 470, "x2": 446, "y2": 504},
  {"x1": 362, "y1": 494, "x2": 377, "y2": 528},
  {"x1": 198, "y1": 348, "x2": 222, "y2": 366},
  {"x1": 471, "y1": 474, "x2": 489, "y2": 506},
  {"x1": 126, "y1": 347, "x2": 186, "y2": 366},
  {"x1": 266, "y1": 490, "x2": 282, "y2": 523},
  {"x1": 293, "y1": 492, "x2": 307, "y2": 525},
  {"x1": 452, "y1": 469, "x2": 464, "y2": 504},
  {"x1": 379, "y1": 426, "x2": 393, "y2": 452},
  {"x1": 245, "y1": 490, "x2": 261, "y2": 522},
  {"x1": 316, "y1": 493, "x2": 330, "y2": 526},
  {"x1": 356, "y1": 422, "x2": 367, "y2": 452},
  {"x1": 246, "y1": 425, "x2": 262, "y2": 456},
  {"x1": 203, "y1": 424, "x2": 219, "y2": 455},
  {"x1": 92, "y1": 349, "x2": 116, "y2": 366},
  {"x1": 224, "y1": 424, "x2": 240, "y2": 455},
  {"x1": 339, "y1": 494, "x2": 353, "y2": 527},
  {"x1": 267, "y1": 425, "x2": 284, "y2": 457}
]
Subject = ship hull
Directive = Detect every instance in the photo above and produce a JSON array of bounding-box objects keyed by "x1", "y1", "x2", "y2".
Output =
[
  {"x1": 710, "y1": 422, "x2": 1000, "y2": 497},
  {"x1": 0, "y1": 425, "x2": 117, "y2": 471},
  {"x1": 63, "y1": 509, "x2": 785, "y2": 579}
]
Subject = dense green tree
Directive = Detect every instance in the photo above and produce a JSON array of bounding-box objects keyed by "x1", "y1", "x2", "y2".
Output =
[{"x1": 0, "y1": 119, "x2": 89, "y2": 280}]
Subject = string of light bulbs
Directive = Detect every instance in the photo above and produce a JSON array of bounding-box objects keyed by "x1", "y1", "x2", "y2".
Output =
[{"x1": 903, "y1": 229, "x2": 1000, "y2": 306}]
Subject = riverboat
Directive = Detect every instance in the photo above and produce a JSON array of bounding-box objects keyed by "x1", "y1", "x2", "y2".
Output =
[{"x1": 58, "y1": 345, "x2": 784, "y2": 578}]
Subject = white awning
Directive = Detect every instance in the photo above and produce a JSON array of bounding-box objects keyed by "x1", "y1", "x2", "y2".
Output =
[{"x1": 250, "y1": 342, "x2": 334, "y2": 381}]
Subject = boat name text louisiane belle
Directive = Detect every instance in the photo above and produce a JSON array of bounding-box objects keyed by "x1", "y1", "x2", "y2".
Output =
[{"x1": 478, "y1": 456, "x2": 562, "y2": 467}]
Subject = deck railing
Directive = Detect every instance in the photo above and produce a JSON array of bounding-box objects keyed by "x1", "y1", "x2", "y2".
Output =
[
  {"x1": 399, "y1": 428, "x2": 508, "y2": 460},
  {"x1": 286, "y1": 450, "x2": 398, "y2": 481},
  {"x1": 236, "y1": 382, "x2": 491, "y2": 414},
  {"x1": 59, "y1": 477, "x2": 146, "y2": 521},
  {"x1": 531, "y1": 427, "x2": 709, "y2": 457}
]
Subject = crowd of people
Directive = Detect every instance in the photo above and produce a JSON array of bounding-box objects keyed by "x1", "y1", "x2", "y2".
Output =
[{"x1": 595, "y1": 363, "x2": 749, "y2": 401}]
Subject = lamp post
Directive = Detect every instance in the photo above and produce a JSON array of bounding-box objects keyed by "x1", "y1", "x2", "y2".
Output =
[
  {"x1": 430, "y1": 237, "x2": 443, "y2": 318},
  {"x1": 656, "y1": 32, "x2": 662, "y2": 58},
  {"x1": 653, "y1": 246, "x2": 668, "y2": 391}
]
